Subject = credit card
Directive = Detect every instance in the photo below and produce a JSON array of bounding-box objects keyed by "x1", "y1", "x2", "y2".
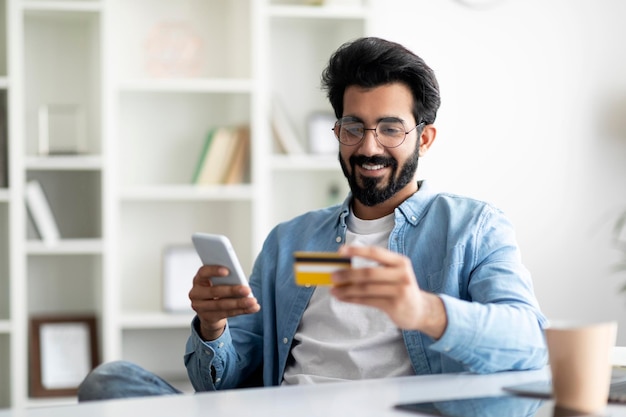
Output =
[{"x1": 293, "y1": 251, "x2": 351, "y2": 286}]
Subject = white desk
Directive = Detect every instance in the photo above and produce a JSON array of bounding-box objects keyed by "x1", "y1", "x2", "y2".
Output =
[{"x1": 1, "y1": 368, "x2": 625, "y2": 417}]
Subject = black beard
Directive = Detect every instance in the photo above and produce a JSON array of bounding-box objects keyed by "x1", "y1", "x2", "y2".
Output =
[{"x1": 339, "y1": 143, "x2": 420, "y2": 207}]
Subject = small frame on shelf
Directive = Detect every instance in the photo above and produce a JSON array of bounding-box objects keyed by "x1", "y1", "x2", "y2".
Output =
[
  {"x1": 29, "y1": 315, "x2": 99, "y2": 398},
  {"x1": 37, "y1": 104, "x2": 86, "y2": 155},
  {"x1": 162, "y1": 245, "x2": 200, "y2": 313},
  {"x1": 308, "y1": 111, "x2": 338, "y2": 155}
]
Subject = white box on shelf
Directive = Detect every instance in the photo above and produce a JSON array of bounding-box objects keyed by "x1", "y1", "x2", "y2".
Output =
[
  {"x1": 37, "y1": 104, "x2": 86, "y2": 156},
  {"x1": 308, "y1": 112, "x2": 338, "y2": 155}
]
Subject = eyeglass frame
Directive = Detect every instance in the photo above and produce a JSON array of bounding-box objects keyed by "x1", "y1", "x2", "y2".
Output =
[{"x1": 332, "y1": 116, "x2": 426, "y2": 149}]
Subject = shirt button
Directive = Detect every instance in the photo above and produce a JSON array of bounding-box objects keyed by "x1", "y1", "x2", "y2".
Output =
[
  {"x1": 305, "y1": 284, "x2": 311, "y2": 288},
  {"x1": 283, "y1": 337, "x2": 289, "y2": 344},
  {"x1": 335, "y1": 236, "x2": 342, "y2": 243},
  {"x1": 411, "y1": 215, "x2": 417, "y2": 222},
  {"x1": 215, "y1": 378, "x2": 221, "y2": 383},
  {"x1": 218, "y1": 342, "x2": 224, "y2": 348}
]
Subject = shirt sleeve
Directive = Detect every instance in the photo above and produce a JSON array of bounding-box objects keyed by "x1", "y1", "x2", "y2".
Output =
[
  {"x1": 184, "y1": 317, "x2": 240, "y2": 391},
  {"x1": 431, "y1": 295, "x2": 548, "y2": 373},
  {"x1": 428, "y1": 204, "x2": 548, "y2": 373}
]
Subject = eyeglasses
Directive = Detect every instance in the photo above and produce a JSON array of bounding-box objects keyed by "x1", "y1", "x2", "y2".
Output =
[{"x1": 333, "y1": 117, "x2": 425, "y2": 148}]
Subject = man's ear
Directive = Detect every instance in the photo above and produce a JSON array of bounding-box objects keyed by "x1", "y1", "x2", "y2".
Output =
[{"x1": 418, "y1": 124, "x2": 437, "y2": 157}]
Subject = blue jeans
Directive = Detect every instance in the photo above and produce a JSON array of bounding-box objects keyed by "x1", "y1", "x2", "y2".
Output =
[{"x1": 78, "y1": 361, "x2": 182, "y2": 401}]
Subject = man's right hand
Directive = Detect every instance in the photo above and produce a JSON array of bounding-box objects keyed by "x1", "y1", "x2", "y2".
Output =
[{"x1": 189, "y1": 265, "x2": 260, "y2": 341}]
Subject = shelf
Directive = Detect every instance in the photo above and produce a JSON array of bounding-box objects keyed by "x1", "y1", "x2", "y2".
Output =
[
  {"x1": 271, "y1": 154, "x2": 341, "y2": 171},
  {"x1": 0, "y1": 189, "x2": 8, "y2": 202},
  {"x1": 22, "y1": 1, "x2": 102, "y2": 12},
  {"x1": 269, "y1": 4, "x2": 369, "y2": 19},
  {"x1": 26, "y1": 396, "x2": 78, "y2": 409},
  {"x1": 118, "y1": 78, "x2": 254, "y2": 94},
  {"x1": 25, "y1": 155, "x2": 103, "y2": 170},
  {"x1": 0, "y1": 77, "x2": 8, "y2": 89},
  {"x1": 26, "y1": 238, "x2": 103, "y2": 255},
  {"x1": 120, "y1": 184, "x2": 254, "y2": 202},
  {"x1": 120, "y1": 312, "x2": 194, "y2": 330}
]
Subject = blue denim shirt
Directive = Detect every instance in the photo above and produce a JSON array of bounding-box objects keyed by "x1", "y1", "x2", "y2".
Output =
[{"x1": 184, "y1": 180, "x2": 548, "y2": 391}]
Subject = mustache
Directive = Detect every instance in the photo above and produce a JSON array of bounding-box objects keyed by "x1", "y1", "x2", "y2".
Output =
[{"x1": 349, "y1": 155, "x2": 397, "y2": 169}]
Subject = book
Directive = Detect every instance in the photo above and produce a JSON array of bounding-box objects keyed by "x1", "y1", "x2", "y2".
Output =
[
  {"x1": 25, "y1": 180, "x2": 61, "y2": 246},
  {"x1": 195, "y1": 127, "x2": 240, "y2": 185},
  {"x1": 191, "y1": 128, "x2": 216, "y2": 183},
  {"x1": 223, "y1": 127, "x2": 250, "y2": 185},
  {"x1": 0, "y1": 106, "x2": 7, "y2": 188},
  {"x1": 271, "y1": 97, "x2": 305, "y2": 155}
]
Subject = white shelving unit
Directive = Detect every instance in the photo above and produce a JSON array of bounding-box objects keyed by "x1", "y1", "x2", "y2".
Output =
[
  {"x1": 0, "y1": 0, "x2": 370, "y2": 409},
  {"x1": 0, "y1": 0, "x2": 10, "y2": 395}
]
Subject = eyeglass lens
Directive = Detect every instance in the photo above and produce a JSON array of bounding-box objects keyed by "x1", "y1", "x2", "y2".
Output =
[{"x1": 335, "y1": 118, "x2": 414, "y2": 148}]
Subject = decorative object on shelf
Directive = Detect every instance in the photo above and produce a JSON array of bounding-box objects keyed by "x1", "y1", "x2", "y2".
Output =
[
  {"x1": 326, "y1": 183, "x2": 342, "y2": 206},
  {"x1": 307, "y1": 111, "x2": 338, "y2": 155},
  {"x1": 191, "y1": 125, "x2": 250, "y2": 185},
  {"x1": 144, "y1": 21, "x2": 204, "y2": 78},
  {"x1": 37, "y1": 104, "x2": 86, "y2": 155},
  {"x1": 162, "y1": 245, "x2": 200, "y2": 313},
  {"x1": 25, "y1": 180, "x2": 61, "y2": 246},
  {"x1": 29, "y1": 315, "x2": 99, "y2": 398},
  {"x1": 271, "y1": 97, "x2": 305, "y2": 155}
]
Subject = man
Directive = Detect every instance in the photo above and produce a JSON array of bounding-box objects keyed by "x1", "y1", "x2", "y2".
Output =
[{"x1": 78, "y1": 37, "x2": 546, "y2": 400}]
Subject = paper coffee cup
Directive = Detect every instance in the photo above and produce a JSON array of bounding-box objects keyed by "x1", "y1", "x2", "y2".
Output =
[{"x1": 545, "y1": 320, "x2": 617, "y2": 414}]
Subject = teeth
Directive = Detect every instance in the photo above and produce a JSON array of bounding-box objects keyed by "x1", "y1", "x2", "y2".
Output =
[{"x1": 362, "y1": 163, "x2": 385, "y2": 170}]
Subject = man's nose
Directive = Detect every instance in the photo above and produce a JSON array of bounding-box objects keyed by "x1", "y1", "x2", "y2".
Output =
[{"x1": 358, "y1": 128, "x2": 383, "y2": 152}]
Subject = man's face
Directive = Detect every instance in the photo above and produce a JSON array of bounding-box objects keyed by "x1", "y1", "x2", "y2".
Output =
[{"x1": 338, "y1": 83, "x2": 422, "y2": 207}]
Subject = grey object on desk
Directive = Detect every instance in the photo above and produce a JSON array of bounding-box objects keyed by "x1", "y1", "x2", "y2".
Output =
[{"x1": 503, "y1": 367, "x2": 626, "y2": 404}]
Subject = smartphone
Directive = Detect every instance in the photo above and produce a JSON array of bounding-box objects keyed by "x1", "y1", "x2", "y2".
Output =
[{"x1": 191, "y1": 233, "x2": 251, "y2": 293}]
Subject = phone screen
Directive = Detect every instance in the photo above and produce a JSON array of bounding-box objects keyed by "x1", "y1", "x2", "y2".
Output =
[{"x1": 394, "y1": 395, "x2": 601, "y2": 417}]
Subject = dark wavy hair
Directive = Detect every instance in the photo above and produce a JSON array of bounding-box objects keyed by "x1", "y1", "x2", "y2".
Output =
[{"x1": 321, "y1": 37, "x2": 441, "y2": 125}]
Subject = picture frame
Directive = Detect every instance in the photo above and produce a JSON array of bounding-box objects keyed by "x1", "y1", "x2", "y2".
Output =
[
  {"x1": 29, "y1": 315, "x2": 99, "y2": 398},
  {"x1": 162, "y1": 245, "x2": 201, "y2": 313}
]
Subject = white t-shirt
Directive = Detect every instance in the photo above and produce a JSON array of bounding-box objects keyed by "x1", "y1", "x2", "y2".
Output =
[{"x1": 282, "y1": 211, "x2": 414, "y2": 384}]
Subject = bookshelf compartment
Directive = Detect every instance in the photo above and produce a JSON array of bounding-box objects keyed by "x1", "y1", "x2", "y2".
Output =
[
  {"x1": 23, "y1": 9, "x2": 101, "y2": 156},
  {"x1": 0, "y1": 202, "x2": 8, "y2": 320},
  {"x1": 269, "y1": 17, "x2": 365, "y2": 143},
  {"x1": 27, "y1": 254, "x2": 102, "y2": 315},
  {"x1": 271, "y1": 170, "x2": 348, "y2": 226},
  {"x1": 0, "y1": 333, "x2": 9, "y2": 408},
  {"x1": 26, "y1": 171, "x2": 102, "y2": 240},
  {"x1": 119, "y1": 200, "x2": 252, "y2": 314},
  {"x1": 119, "y1": 92, "x2": 251, "y2": 187},
  {"x1": 112, "y1": 0, "x2": 251, "y2": 80},
  {"x1": 122, "y1": 328, "x2": 193, "y2": 393}
]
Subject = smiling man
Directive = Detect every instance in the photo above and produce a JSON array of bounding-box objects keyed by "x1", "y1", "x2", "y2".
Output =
[{"x1": 78, "y1": 37, "x2": 547, "y2": 400}]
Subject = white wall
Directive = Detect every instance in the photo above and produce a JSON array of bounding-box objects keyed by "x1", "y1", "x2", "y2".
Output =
[{"x1": 369, "y1": 0, "x2": 626, "y2": 343}]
